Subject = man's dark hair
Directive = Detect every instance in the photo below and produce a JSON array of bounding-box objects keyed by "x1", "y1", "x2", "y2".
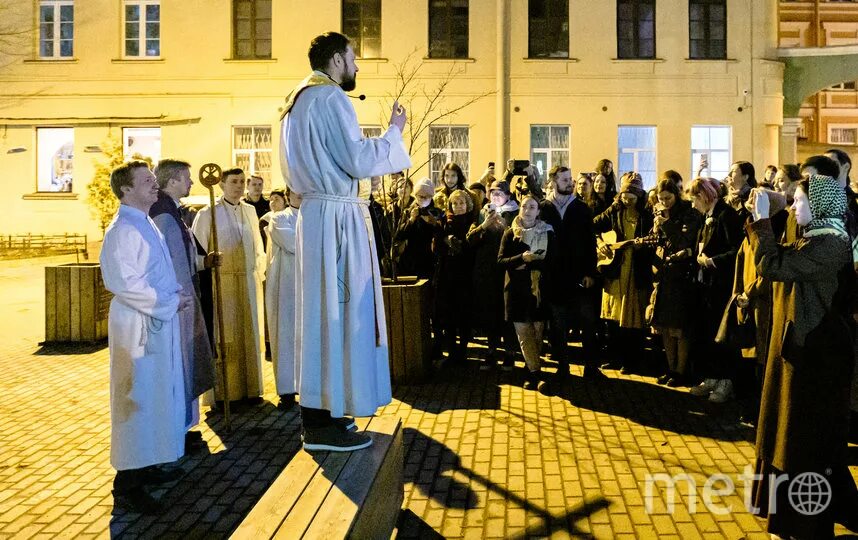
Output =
[
  {"x1": 825, "y1": 148, "x2": 851, "y2": 169},
  {"x1": 222, "y1": 167, "x2": 244, "y2": 181},
  {"x1": 270, "y1": 188, "x2": 287, "y2": 199},
  {"x1": 548, "y1": 165, "x2": 570, "y2": 184},
  {"x1": 154, "y1": 159, "x2": 191, "y2": 190},
  {"x1": 802, "y1": 155, "x2": 840, "y2": 179},
  {"x1": 308, "y1": 32, "x2": 351, "y2": 71},
  {"x1": 655, "y1": 177, "x2": 682, "y2": 200},
  {"x1": 110, "y1": 161, "x2": 150, "y2": 200},
  {"x1": 247, "y1": 174, "x2": 264, "y2": 185}
]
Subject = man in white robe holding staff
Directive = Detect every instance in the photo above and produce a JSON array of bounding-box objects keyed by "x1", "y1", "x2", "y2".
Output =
[
  {"x1": 280, "y1": 31, "x2": 411, "y2": 452},
  {"x1": 100, "y1": 161, "x2": 193, "y2": 513}
]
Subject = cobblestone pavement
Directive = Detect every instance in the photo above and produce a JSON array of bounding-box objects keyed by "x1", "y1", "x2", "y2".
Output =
[{"x1": 0, "y1": 257, "x2": 856, "y2": 539}]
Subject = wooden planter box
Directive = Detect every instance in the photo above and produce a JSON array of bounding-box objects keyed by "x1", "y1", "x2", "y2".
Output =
[
  {"x1": 382, "y1": 278, "x2": 431, "y2": 384},
  {"x1": 45, "y1": 263, "x2": 112, "y2": 343}
]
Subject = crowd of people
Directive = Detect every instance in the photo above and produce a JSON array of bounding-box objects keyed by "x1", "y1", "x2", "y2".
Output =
[
  {"x1": 96, "y1": 30, "x2": 856, "y2": 538},
  {"x1": 366, "y1": 154, "x2": 858, "y2": 538}
]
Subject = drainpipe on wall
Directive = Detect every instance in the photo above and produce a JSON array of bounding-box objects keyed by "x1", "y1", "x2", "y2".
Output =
[{"x1": 497, "y1": 0, "x2": 509, "y2": 169}]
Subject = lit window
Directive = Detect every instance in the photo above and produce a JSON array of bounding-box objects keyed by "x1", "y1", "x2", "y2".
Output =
[
  {"x1": 428, "y1": 0, "x2": 469, "y2": 59},
  {"x1": 530, "y1": 125, "x2": 570, "y2": 180},
  {"x1": 39, "y1": 0, "x2": 74, "y2": 58},
  {"x1": 122, "y1": 127, "x2": 161, "y2": 164},
  {"x1": 528, "y1": 0, "x2": 569, "y2": 58},
  {"x1": 618, "y1": 126, "x2": 657, "y2": 189},
  {"x1": 343, "y1": 0, "x2": 381, "y2": 58},
  {"x1": 691, "y1": 126, "x2": 732, "y2": 181},
  {"x1": 233, "y1": 0, "x2": 272, "y2": 59},
  {"x1": 37, "y1": 128, "x2": 74, "y2": 192},
  {"x1": 233, "y1": 126, "x2": 272, "y2": 188},
  {"x1": 830, "y1": 81, "x2": 857, "y2": 91},
  {"x1": 429, "y1": 126, "x2": 469, "y2": 185},
  {"x1": 124, "y1": 0, "x2": 160, "y2": 58},
  {"x1": 829, "y1": 125, "x2": 858, "y2": 146}
]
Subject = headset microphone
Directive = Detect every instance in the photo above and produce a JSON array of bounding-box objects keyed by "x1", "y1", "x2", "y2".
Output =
[{"x1": 348, "y1": 94, "x2": 366, "y2": 101}]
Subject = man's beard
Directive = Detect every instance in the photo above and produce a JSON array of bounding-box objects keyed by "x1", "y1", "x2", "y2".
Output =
[
  {"x1": 556, "y1": 186, "x2": 573, "y2": 195},
  {"x1": 339, "y1": 72, "x2": 357, "y2": 92}
]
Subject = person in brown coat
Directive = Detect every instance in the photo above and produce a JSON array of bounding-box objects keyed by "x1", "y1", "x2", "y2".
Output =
[{"x1": 747, "y1": 159, "x2": 858, "y2": 539}]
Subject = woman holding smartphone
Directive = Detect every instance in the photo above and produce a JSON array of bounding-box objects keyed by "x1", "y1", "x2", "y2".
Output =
[{"x1": 498, "y1": 195, "x2": 555, "y2": 391}]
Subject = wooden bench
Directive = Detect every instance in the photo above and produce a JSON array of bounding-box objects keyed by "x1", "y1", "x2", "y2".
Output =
[{"x1": 232, "y1": 415, "x2": 404, "y2": 540}]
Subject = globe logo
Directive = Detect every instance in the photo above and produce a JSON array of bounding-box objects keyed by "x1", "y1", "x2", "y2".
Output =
[{"x1": 787, "y1": 472, "x2": 832, "y2": 516}]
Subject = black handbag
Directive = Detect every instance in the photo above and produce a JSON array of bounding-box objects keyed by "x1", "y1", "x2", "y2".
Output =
[{"x1": 715, "y1": 293, "x2": 756, "y2": 349}]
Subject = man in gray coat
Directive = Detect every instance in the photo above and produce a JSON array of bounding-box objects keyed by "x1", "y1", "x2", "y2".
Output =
[{"x1": 151, "y1": 159, "x2": 218, "y2": 452}]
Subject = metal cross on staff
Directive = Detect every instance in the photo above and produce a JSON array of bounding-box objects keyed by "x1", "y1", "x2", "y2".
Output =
[{"x1": 198, "y1": 163, "x2": 231, "y2": 432}]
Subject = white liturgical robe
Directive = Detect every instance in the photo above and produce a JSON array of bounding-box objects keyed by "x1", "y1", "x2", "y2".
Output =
[
  {"x1": 192, "y1": 198, "x2": 266, "y2": 401},
  {"x1": 280, "y1": 72, "x2": 411, "y2": 417},
  {"x1": 265, "y1": 207, "x2": 298, "y2": 395},
  {"x1": 100, "y1": 205, "x2": 185, "y2": 471}
]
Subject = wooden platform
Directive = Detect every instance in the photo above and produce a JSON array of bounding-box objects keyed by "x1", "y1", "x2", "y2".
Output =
[{"x1": 232, "y1": 415, "x2": 404, "y2": 540}]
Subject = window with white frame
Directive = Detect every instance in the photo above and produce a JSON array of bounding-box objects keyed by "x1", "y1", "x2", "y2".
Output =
[
  {"x1": 37, "y1": 128, "x2": 74, "y2": 192},
  {"x1": 530, "y1": 125, "x2": 570, "y2": 180},
  {"x1": 233, "y1": 126, "x2": 272, "y2": 188},
  {"x1": 829, "y1": 124, "x2": 858, "y2": 145},
  {"x1": 361, "y1": 125, "x2": 383, "y2": 138},
  {"x1": 690, "y1": 125, "x2": 731, "y2": 181},
  {"x1": 617, "y1": 125, "x2": 657, "y2": 189},
  {"x1": 39, "y1": 0, "x2": 74, "y2": 58},
  {"x1": 124, "y1": 0, "x2": 160, "y2": 57},
  {"x1": 123, "y1": 127, "x2": 161, "y2": 163},
  {"x1": 429, "y1": 126, "x2": 470, "y2": 186},
  {"x1": 358, "y1": 126, "x2": 384, "y2": 196}
]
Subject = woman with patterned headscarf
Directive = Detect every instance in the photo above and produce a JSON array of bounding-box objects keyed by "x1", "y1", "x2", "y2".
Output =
[{"x1": 748, "y1": 155, "x2": 858, "y2": 539}]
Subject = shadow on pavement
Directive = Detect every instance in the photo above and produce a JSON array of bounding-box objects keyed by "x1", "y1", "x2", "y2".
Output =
[
  {"x1": 34, "y1": 340, "x2": 108, "y2": 355},
  {"x1": 551, "y1": 373, "x2": 755, "y2": 443},
  {"x1": 399, "y1": 428, "x2": 610, "y2": 539},
  {"x1": 108, "y1": 401, "x2": 302, "y2": 539}
]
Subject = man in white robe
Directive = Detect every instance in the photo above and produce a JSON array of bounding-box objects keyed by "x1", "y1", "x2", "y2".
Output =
[
  {"x1": 265, "y1": 187, "x2": 301, "y2": 409},
  {"x1": 151, "y1": 159, "x2": 218, "y2": 453},
  {"x1": 192, "y1": 168, "x2": 266, "y2": 403},
  {"x1": 281, "y1": 31, "x2": 410, "y2": 451},
  {"x1": 101, "y1": 161, "x2": 192, "y2": 513}
]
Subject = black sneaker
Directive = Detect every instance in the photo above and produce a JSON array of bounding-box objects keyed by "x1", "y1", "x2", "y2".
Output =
[
  {"x1": 657, "y1": 373, "x2": 671, "y2": 385},
  {"x1": 302, "y1": 425, "x2": 372, "y2": 452},
  {"x1": 184, "y1": 431, "x2": 207, "y2": 454},
  {"x1": 332, "y1": 416, "x2": 357, "y2": 432},
  {"x1": 278, "y1": 393, "x2": 297, "y2": 410},
  {"x1": 142, "y1": 465, "x2": 182, "y2": 486},
  {"x1": 583, "y1": 366, "x2": 608, "y2": 380},
  {"x1": 112, "y1": 487, "x2": 163, "y2": 514},
  {"x1": 536, "y1": 380, "x2": 553, "y2": 396}
]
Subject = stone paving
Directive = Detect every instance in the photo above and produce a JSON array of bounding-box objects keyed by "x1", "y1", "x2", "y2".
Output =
[{"x1": 0, "y1": 255, "x2": 856, "y2": 539}]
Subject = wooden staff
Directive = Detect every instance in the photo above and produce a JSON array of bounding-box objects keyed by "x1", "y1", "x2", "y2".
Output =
[{"x1": 198, "y1": 163, "x2": 231, "y2": 432}]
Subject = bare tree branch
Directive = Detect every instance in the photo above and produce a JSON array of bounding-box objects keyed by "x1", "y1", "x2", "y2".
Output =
[{"x1": 382, "y1": 49, "x2": 495, "y2": 180}]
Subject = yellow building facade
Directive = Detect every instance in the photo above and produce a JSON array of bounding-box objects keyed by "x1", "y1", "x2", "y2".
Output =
[
  {"x1": 779, "y1": 0, "x2": 858, "y2": 160},
  {"x1": 0, "y1": 0, "x2": 783, "y2": 239}
]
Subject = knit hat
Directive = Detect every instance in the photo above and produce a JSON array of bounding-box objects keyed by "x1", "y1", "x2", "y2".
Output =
[
  {"x1": 619, "y1": 173, "x2": 646, "y2": 198},
  {"x1": 489, "y1": 179, "x2": 511, "y2": 194},
  {"x1": 414, "y1": 177, "x2": 435, "y2": 198}
]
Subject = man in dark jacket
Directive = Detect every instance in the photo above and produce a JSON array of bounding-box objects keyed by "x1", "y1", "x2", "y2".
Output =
[
  {"x1": 539, "y1": 166, "x2": 604, "y2": 380},
  {"x1": 150, "y1": 159, "x2": 219, "y2": 454}
]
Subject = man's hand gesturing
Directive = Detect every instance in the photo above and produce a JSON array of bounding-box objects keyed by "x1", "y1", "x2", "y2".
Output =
[{"x1": 389, "y1": 100, "x2": 407, "y2": 132}]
